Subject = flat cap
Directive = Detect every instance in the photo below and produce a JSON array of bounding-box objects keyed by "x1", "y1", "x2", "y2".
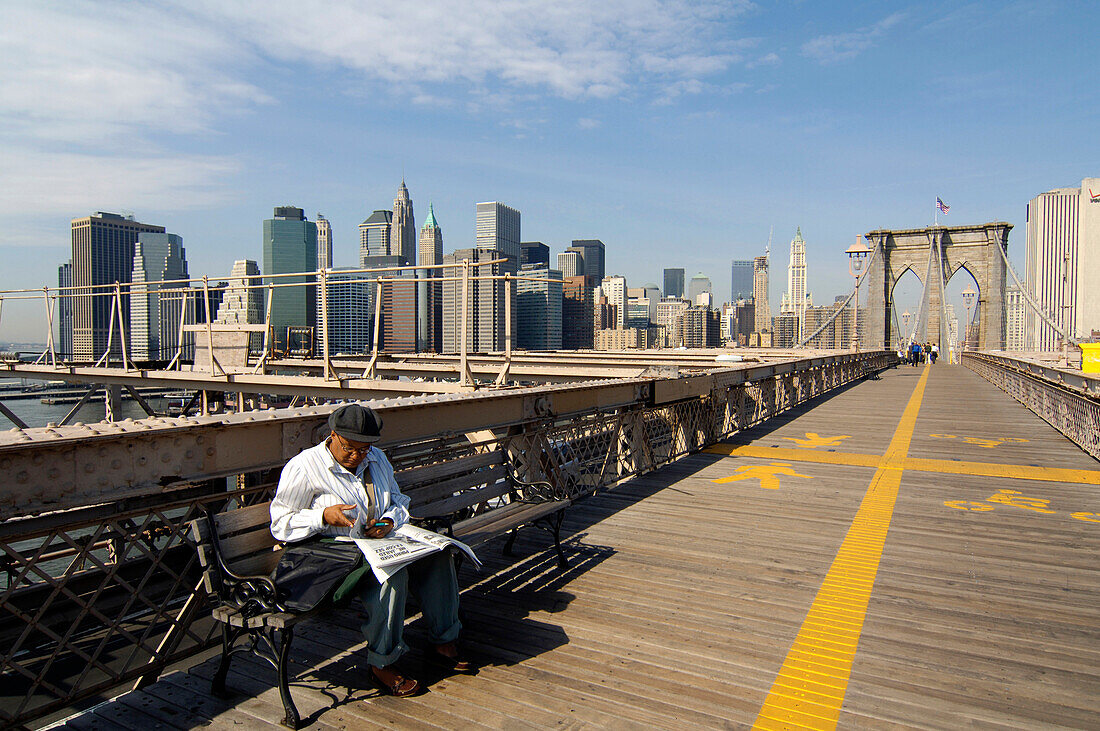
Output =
[{"x1": 328, "y1": 403, "x2": 383, "y2": 443}]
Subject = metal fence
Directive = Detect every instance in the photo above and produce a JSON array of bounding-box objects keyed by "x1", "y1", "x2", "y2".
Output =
[
  {"x1": 962, "y1": 351, "x2": 1100, "y2": 459},
  {"x1": 0, "y1": 351, "x2": 889, "y2": 728}
]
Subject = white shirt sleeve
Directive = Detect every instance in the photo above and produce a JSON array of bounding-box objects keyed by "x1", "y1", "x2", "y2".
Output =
[
  {"x1": 270, "y1": 457, "x2": 328, "y2": 542},
  {"x1": 370, "y1": 449, "x2": 411, "y2": 527}
]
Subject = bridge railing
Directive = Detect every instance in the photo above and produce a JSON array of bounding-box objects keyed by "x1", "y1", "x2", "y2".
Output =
[
  {"x1": 962, "y1": 351, "x2": 1100, "y2": 459},
  {"x1": 0, "y1": 351, "x2": 889, "y2": 728}
]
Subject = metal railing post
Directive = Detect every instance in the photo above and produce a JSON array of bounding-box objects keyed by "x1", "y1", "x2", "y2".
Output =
[
  {"x1": 460, "y1": 260, "x2": 472, "y2": 387},
  {"x1": 320, "y1": 269, "x2": 335, "y2": 380},
  {"x1": 495, "y1": 273, "x2": 512, "y2": 385}
]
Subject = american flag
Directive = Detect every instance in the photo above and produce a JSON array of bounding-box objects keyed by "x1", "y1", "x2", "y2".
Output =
[{"x1": 936, "y1": 197, "x2": 950, "y2": 214}]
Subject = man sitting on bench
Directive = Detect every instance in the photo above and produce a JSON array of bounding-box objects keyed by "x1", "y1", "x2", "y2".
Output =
[{"x1": 270, "y1": 403, "x2": 473, "y2": 697}]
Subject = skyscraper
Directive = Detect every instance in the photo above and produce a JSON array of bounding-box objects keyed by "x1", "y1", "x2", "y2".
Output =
[
  {"x1": 663, "y1": 268, "x2": 685, "y2": 299},
  {"x1": 562, "y1": 276, "x2": 594, "y2": 349},
  {"x1": 753, "y1": 255, "x2": 770, "y2": 334},
  {"x1": 392, "y1": 181, "x2": 416, "y2": 266},
  {"x1": 1005, "y1": 285, "x2": 1026, "y2": 352},
  {"x1": 217, "y1": 259, "x2": 264, "y2": 352},
  {"x1": 442, "y1": 248, "x2": 512, "y2": 353},
  {"x1": 130, "y1": 232, "x2": 189, "y2": 360},
  {"x1": 780, "y1": 228, "x2": 811, "y2": 342},
  {"x1": 322, "y1": 268, "x2": 372, "y2": 354},
  {"x1": 419, "y1": 203, "x2": 444, "y2": 352},
  {"x1": 520, "y1": 241, "x2": 550, "y2": 267},
  {"x1": 58, "y1": 262, "x2": 72, "y2": 359},
  {"x1": 557, "y1": 251, "x2": 581, "y2": 278},
  {"x1": 688, "y1": 273, "x2": 712, "y2": 303},
  {"x1": 517, "y1": 264, "x2": 563, "y2": 350},
  {"x1": 359, "y1": 210, "x2": 394, "y2": 264},
  {"x1": 71, "y1": 212, "x2": 165, "y2": 360},
  {"x1": 568, "y1": 240, "x2": 605, "y2": 287},
  {"x1": 600, "y1": 275, "x2": 627, "y2": 329},
  {"x1": 476, "y1": 201, "x2": 521, "y2": 262},
  {"x1": 263, "y1": 206, "x2": 318, "y2": 354},
  {"x1": 316, "y1": 214, "x2": 332, "y2": 270},
  {"x1": 731, "y1": 260, "x2": 754, "y2": 303},
  {"x1": 1025, "y1": 178, "x2": 1100, "y2": 349}
]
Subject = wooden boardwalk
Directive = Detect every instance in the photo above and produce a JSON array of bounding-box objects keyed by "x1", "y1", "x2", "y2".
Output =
[{"x1": 62, "y1": 364, "x2": 1100, "y2": 730}]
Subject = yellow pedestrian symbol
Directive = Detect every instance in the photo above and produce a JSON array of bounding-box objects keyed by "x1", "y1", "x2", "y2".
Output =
[
  {"x1": 713, "y1": 462, "x2": 812, "y2": 490},
  {"x1": 781, "y1": 432, "x2": 850, "y2": 449}
]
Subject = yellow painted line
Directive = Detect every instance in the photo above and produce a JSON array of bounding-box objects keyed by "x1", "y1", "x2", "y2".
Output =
[
  {"x1": 706, "y1": 444, "x2": 1100, "y2": 485},
  {"x1": 753, "y1": 366, "x2": 930, "y2": 730}
]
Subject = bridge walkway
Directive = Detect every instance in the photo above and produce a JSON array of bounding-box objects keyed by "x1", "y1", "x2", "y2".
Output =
[{"x1": 59, "y1": 364, "x2": 1100, "y2": 730}]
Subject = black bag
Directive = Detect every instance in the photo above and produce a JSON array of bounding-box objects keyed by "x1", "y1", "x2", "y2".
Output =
[{"x1": 270, "y1": 538, "x2": 365, "y2": 612}]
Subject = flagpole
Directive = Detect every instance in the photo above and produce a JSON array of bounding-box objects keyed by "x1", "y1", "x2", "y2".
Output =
[{"x1": 934, "y1": 198, "x2": 938, "y2": 227}]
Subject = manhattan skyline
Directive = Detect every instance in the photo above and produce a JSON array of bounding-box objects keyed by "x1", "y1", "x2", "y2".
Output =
[{"x1": 1, "y1": 2, "x2": 1096, "y2": 341}]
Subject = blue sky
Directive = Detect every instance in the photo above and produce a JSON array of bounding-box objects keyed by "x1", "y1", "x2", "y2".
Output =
[{"x1": 1, "y1": 0, "x2": 1096, "y2": 341}]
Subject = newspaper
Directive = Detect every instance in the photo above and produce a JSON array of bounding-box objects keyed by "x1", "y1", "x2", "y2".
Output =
[{"x1": 335, "y1": 518, "x2": 481, "y2": 582}]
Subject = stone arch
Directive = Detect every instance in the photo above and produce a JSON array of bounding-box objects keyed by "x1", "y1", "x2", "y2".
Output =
[{"x1": 863, "y1": 223, "x2": 1011, "y2": 352}]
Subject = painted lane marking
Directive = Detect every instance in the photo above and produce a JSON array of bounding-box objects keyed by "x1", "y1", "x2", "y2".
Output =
[
  {"x1": 781, "y1": 432, "x2": 851, "y2": 449},
  {"x1": 752, "y1": 366, "x2": 930, "y2": 730},
  {"x1": 704, "y1": 444, "x2": 1100, "y2": 486}
]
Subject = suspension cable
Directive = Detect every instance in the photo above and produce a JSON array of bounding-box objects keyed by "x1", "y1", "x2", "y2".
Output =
[
  {"x1": 796, "y1": 240, "x2": 882, "y2": 347},
  {"x1": 993, "y1": 235, "x2": 1079, "y2": 348}
]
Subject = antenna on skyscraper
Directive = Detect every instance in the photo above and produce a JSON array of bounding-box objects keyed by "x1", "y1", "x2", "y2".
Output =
[{"x1": 766, "y1": 226, "x2": 772, "y2": 259}]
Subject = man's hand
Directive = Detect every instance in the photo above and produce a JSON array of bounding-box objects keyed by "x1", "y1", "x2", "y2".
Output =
[
  {"x1": 363, "y1": 517, "x2": 393, "y2": 539},
  {"x1": 322, "y1": 503, "x2": 357, "y2": 528}
]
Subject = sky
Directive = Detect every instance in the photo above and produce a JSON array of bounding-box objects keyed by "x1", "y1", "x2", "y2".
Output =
[{"x1": 1, "y1": 0, "x2": 1097, "y2": 342}]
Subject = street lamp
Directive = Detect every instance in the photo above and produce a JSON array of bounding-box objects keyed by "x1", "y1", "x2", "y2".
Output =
[
  {"x1": 961, "y1": 285, "x2": 977, "y2": 352},
  {"x1": 846, "y1": 237, "x2": 870, "y2": 350}
]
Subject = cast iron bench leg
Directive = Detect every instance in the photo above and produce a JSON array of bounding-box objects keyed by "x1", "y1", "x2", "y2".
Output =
[
  {"x1": 211, "y1": 623, "x2": 236, "y2": 698},
  {"x1": 275, "y1": 627, "x2": 300, "y2": 729}
]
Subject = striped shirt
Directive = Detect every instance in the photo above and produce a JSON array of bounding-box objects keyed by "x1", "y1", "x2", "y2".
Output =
[{"x1": 270, "y1": 440, "x2": 411, "y2": 542}]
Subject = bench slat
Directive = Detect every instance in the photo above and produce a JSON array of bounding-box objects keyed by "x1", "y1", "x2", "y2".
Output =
[
  {"x1": 396, "y1": 451, "x2": 501, "y2": 486},
  {"x1": 407, "y1": 465, "x2": 508, "y2": 510},
  {"x1": 212, "y1": 503, "x2": 273, "y2": 536}
]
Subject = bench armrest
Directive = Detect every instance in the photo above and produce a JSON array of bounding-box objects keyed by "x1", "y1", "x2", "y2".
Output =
[
  {"x1": 510, "y1": 475, "x2": 569, "y2": 503},
  {"x1": 202, "y1": 509, "x2": 284, "y2": 617}
]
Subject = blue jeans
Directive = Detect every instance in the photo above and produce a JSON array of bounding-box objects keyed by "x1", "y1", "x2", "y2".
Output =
[{"x1": 358, "y1": 550, "x2": 461, "y2": 667}]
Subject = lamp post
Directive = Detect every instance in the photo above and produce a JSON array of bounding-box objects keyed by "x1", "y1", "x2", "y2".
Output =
[
  {"x1": 845, "y1": 237, "x2": 870, "y2": 350},
  {"x1": 961, "y1": 285, "x2": 977, "y2": 352}
]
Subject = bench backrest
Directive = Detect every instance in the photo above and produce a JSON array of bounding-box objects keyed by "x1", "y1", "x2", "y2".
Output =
[
  {"x1": 189, "y1": 503, "x2": 281, "y2": 593},
  {"x1": 398, "y1": 450, "x2": 511, "y2": 519}
]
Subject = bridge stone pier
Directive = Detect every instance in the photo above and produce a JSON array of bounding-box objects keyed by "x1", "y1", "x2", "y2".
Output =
[{"x1": 864, "y1": 222, "x2": 1011, "y2": 351}]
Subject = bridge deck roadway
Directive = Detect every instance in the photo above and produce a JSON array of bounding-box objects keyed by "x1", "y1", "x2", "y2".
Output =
[{"x1": 63, "y1": 364, "x2": 1100, "y2": 730}]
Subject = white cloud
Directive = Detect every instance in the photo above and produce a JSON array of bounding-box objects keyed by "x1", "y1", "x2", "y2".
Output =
[
  {"x1": 801, "y1": 13, "x2": 904, "y2": 65},
  {"x1": 0, "y1": 0, "x2": 758, "y2": 218},
  {"x1": 578, "y1": 118, "x2": 602, "y2": 129}
]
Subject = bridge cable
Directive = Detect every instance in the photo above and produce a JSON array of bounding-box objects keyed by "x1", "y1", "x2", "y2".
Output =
[
  {"x1": 991, "y1": 235, "x2": 1079, "y2": 348},
  {"x1": 795, "y1": 238, "x2": 882, "y2": 348}
]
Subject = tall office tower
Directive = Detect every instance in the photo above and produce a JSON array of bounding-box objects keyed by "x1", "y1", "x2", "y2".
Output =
[
  {"x1": 216, "y1": 259, "x2": 264, "y2": 353},
  {"x1": 130, "y1": 232, "x2": 189, "y2": 360},
  {"x1": 71, "y1": 212, "x2": 165, "y2": 360},
  {"x1": 1025, "y1": 178, "x2": 1100, "y2": 349},
  {"x1": 359, "y1": 210, "x2": 394, "y2": 264},
  {"x1": 520, "y1": 241, "x2": 550, "y2": 267},
  {"x1": 1005, "y1": 285, "x2": 1026, "y2": 352},
  {"x1": 557, "y1": 251, "x2": 581, "y2": 278},
  {"x1": 687, "y1": 273, "x2": 712, "y2": 303},
  {"x1": 383, "y1": 268, "x2": 418, "y2": 353},
  {"x1": 679, "y1": 307, "x2": 722, "y2": 348},
  {"x1": 418, "y1": 204, "x2": 444, "y2": 352},
  {"x1": 316, "y1": 214, "x2": 332, "y2": 270},
  {"x1": 442, "y1": 248, "x2": 512, "y2": 353},
  {"x1": 657, "y1": 297, "x2": 690, "y2": 347},
  {"x1": 779, "y1": 228, "x2": 811, "y2": 342},
  {"x1": 58, "y1": 261, "x2": 73, "y2": 359},
  {"x1": 773, "y1": 312, "x2": 799, "y2": 347},
  {"x1": 731, "y1": 260, "x2": 754, "y2": 303},
  {"x1": 263, "y1": 206, "x2": 318, "y2": 354},
  {"x1": 321, "y1": 268, "x2": 372, "y2": 354},
  {"x1": 753, "y1": 255, "x2": 770, "y2": 334},
  {"x1": 567, "y1": 239, "x2": 605, "y2": 287},
  {"x1": 663, "y1": 268, "x2": 685, "y2": 299},
  {"x1": 392, "y1": 181, "x2": 416, "y2": 266},
  {"x1": 517, "y1": 264, "x2": 563, "y2": 350},
  {"x1": 600, "y1": 275, "x2": 627, "y2": 329},
  {"x1": 945, "y1": 304, "x2": 960, "y2": 353},
  {"x1": 476, "y1": 201, "x2": 521, "y2": 262},
  {"x1": 562, "y1": 276, "x2": 595, "y2": 349}
]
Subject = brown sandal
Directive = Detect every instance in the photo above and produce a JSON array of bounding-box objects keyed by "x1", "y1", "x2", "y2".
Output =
[{"x1": 371, "y1": 665, "x2": 419, "y2": 697}]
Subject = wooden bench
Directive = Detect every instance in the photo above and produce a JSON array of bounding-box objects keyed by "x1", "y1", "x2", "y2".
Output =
[{"x1": 188, "y1": 449, "x2": 570, "y2": 729}]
